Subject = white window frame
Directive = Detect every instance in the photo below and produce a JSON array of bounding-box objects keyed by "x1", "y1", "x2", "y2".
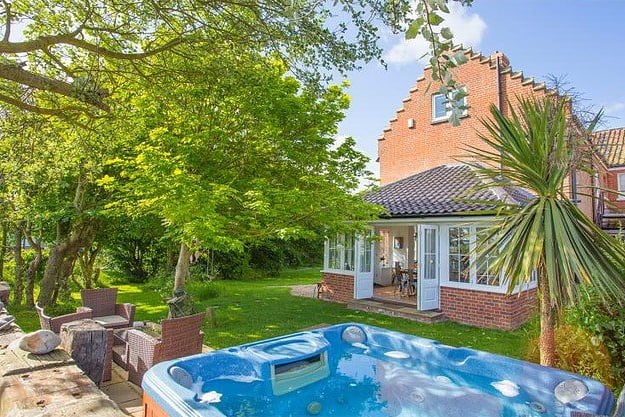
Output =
[
  {"x1": 440, "y1": 223, "x2": 535, "y2": 294},
  {"x1": 323, "y1": 233, "x2": 356, "y2": 275},
  {"x1": 617, "y1": 173, "x2": 625, "y2": 200},
  {"x1": 431, "y1": 87, "x2": 468, "y2": 123}
]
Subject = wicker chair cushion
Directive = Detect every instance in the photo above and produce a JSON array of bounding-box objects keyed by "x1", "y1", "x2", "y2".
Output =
[{"x1": 93, "y1": 315, "x2": 130, "y2": 328}]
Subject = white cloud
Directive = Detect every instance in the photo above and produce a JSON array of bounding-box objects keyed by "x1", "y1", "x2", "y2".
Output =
[
  {"x1": 604, "y1": 101, "x2": 625, "y2": 115},
  {"x1": 384, "y1": 3, "x2": 487, "y2": 65}
]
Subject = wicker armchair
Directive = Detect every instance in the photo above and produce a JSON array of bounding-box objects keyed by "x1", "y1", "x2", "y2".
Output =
[
  {"x1": 35, "y1": 302, "x2": 93, "y2": 334},
  {"x1": 80, "y1": 288, "x2": 136, "y2": 329},
  {"x1": 127, "y1": 312, "x2": 205, "y2": 386}
]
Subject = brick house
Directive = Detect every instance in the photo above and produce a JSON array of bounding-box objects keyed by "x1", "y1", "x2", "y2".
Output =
[
  {"x1": 593, "y1": 128, "x2": 625, "y2": 232},
  {"x1": 321, "y1": 46, "x2": 624, "y2": 330}
]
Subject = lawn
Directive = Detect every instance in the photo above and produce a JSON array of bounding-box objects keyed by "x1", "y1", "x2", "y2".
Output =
[{"x1": 14, "y1": 267, "x2": 536, "y2": 360}]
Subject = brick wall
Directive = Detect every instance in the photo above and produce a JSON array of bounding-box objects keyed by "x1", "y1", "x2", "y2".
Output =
[
  {"x1": 378, "y1": 48, "x2": 548, "y2": 185},
  {"x1": 440, "y1": 286, "x2": 537, "y2": 330},
  {"x1": 321, "y1": 272, "x2": 354, "y2": 302},
  {"x1": 604, "y1": 168, "x2": 625, "y2": 210}
]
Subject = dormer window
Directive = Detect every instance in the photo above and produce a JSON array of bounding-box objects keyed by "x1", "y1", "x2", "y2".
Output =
[{"x1": 431, "y1": 88, "x2": 468, "y2": 123}]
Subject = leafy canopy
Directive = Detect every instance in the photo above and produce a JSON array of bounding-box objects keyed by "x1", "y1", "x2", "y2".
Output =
[{"x1": 100, "y1": 44, "x2": 381, "y2": 250}]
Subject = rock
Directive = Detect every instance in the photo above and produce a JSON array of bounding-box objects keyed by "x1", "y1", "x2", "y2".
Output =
[
  {"x1": 0, "y1": 314, "x2": 15, "y2": 330},
  {"x1": 19, "y1": 330, "x2": 61, "y2": 354}
]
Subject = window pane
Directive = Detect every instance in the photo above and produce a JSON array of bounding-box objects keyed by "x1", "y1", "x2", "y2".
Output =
[
  {"x1": 475, "y1": 227, "x2": 499, "y2": 286},
  {"x1": 359, "y1": 232, "x2": 373, "y2": 273},
  {"x1": 328, "y1": 234, "x2": 340, "y2": 269},
  {"x1": 433, "y1": 94, "x2": 447, "y2": 119},
  {"x1": 344, "y1": 234, "x2": 355, "y2": 271},
  {"x1": 448, "y1": 226, "x2": 470, "y2": 283}
]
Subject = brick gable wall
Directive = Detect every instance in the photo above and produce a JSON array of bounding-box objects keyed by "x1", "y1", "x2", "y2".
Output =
[{"x1": 378, "y1": 48, "x2": 548, "y2": 185}]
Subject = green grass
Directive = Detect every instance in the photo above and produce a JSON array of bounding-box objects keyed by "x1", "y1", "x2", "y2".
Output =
[{"x1": 13, "y1": 266, "x2": 536, "y2": 360}]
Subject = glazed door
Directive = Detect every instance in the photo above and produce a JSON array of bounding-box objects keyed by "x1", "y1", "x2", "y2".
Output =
[
  {"x1": 418, "y1": 225, "x2": 440, "y2": 310},
  {"x1": 354, "y1": 230, "x2": 374, "y2": 299}
]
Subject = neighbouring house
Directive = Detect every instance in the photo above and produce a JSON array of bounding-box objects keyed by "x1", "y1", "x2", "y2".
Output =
[
  {"x1": 321, "y1": 46, "x2": 625, "y2": 330},
  {"x1": 593, "y1": 128, "x2": 625, "y2": 233}
]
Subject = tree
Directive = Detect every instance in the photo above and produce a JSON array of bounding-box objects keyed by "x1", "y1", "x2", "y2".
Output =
[
  {"x1": 0, "y1": 0, "x2": 392, "y2": 114},
  {"x1": 101, "y1": 44, "x2": 381, "y2": 293},
  {"x1": 0, "y1": 110, "x2": 120, "y2": 306},
  {"x1": 0, "y1": 0, "x2": 471, "y2": 117},
  {"x1": 466, "y1": 96, "x2": 625, "y2": 366}
]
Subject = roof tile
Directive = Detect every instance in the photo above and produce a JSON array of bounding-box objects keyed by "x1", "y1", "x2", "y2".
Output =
[
  {"x1": 364, "y1": 165, "x2": 531, "y2": 217},
  {"x1": 594, "y1": 128, "x2": 625, "y2": 167}
]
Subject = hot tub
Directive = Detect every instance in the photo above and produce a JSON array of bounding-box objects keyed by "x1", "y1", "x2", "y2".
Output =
[{"x1": 142, "y1": 323, "x2": 615, "y2": 417}]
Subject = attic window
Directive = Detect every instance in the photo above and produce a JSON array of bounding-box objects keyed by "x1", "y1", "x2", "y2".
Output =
[{"x1": 432, "y1": 88, "x2": 468, "y2": 123}]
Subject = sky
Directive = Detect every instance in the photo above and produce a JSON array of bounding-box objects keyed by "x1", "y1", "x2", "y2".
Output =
[{"x1": 337, "y1": 0, "x2": 625, "y2": 178}]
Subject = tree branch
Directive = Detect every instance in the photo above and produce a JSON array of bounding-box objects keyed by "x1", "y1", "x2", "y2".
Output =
[
  {"x1": 0, "y1": 33, "x2": 184, "y2": 60},
  {"x1": 0, "y1": 93, "x2": 95, "y2": 129},
  {"x1": 0, "y1": 63, "x2": 109, "y2": 110},
  {"x1": 1, "y1": 1, "x2": 11, "y2": 43}
]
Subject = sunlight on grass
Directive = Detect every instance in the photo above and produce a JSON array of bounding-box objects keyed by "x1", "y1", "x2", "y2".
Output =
[{"x1": 12, "y1": 267, "x2": 534, "y2": 359}]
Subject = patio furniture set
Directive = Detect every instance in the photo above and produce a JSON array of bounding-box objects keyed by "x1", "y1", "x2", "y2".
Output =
[
  {"x1": 36, "y1": 288, "x2": 204, "y2": 385},
  {"x1": 392, "y1": 262, "x2": 417, "y2": 297}
]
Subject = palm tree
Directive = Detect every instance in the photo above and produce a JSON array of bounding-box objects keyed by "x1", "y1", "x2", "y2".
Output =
[{"x1": 466, "y1": 96, "x2": 625, "y2": 367}]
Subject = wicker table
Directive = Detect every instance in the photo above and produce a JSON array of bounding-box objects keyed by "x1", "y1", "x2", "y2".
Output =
[{"x1": 112, "y1": 322, "x2": 161, "y2": 370}]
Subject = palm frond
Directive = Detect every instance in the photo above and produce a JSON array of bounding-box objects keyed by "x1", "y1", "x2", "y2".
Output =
[{"x1": 468, "y1": 96, "x2": 625, "y2": 309}]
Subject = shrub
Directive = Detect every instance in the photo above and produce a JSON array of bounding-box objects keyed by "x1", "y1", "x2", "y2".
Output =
[
  {"x1": 565, "y1": 286, "x2": 625, "y2": 389},
  {"x1": 527, "y1": 324, "x2": 616, "y2": 390},
  {"x1": 186, "y1": 280, "x2": 223, "y2": 300},
  {"x1": 145, "y1": 270, "x2": 174, "y2": 298}
]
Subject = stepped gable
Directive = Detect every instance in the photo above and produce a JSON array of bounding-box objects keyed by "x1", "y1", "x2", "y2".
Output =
[
  {"x1": 593, "y1": 127, "x2": 625, "y2": 167},
  {"x1": 377, "y1": 45, "x2": 554, "y2": 142},
  {"x1": 364, "y1": 164, "x2": 531, "y2": 217}
]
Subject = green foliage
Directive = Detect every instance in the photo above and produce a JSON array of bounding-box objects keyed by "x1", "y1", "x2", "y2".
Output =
[
  {"x1": 527, "y1": 325, "x2": 616, "y2": 390},
  {"x1": 565, "y1": 286, "x2": 625, "y2": 388},
  {"x1": 211, "y1": 250, "x2": 251, "y2": 281},
  {"x1": 404, "y1": 0, "x2": 475, "y2": 125},
  {"x1": 144, "y1": 271, "x2": 174, "y2": 298},
  {"x1": 186, "y1": 280, "x2": 224, "y2": 301},
  {"x1": 467, "y1": 97, "x2": 625, "y2": 306},
  {"x1": 102, "y1": 45, "x2": 381, "y2": 266},
  {"x1": 248, "y1": 238, "x2": 323, "y2": 277},
  {"x1": 466, "y1": 96, "x2": 625, "y2": 366},
  {"x1": 0, "y1": 0, "x2": 425, "y2": 115},
  {"x1": 104, "y1": 215, "x2": 168, "y2": 283}
]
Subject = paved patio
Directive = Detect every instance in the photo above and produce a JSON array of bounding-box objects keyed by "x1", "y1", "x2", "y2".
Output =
[
  {"x1": 101, "y1": 364, "x2": 143, "y2": 417},
  {"x1": 104, "y1": 344, "x2": 214, "y2": 416}
]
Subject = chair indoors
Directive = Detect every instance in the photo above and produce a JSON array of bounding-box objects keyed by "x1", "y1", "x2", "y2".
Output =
[
  {"x1": 80, "y1": 288, "x2": 136, "y2": 329},
  {"x1": 126, "y1": 312, "x2": 205, "y2": 386},
  {"x1": 35, "y1": 302, "x2": 93, "y2": 334}
]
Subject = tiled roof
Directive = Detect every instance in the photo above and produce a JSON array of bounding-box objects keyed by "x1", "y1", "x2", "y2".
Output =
[
  {"x1": 594, "y1": 128, "x2": 625, "y2": 167},
  {"x1": 364, "y1": 164, "x2": 532, "y2": 218}
]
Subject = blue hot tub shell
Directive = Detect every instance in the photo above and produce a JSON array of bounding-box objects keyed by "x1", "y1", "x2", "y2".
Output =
[{"x1": 142, "y1": 323, "x2": 616, "y2": 417}]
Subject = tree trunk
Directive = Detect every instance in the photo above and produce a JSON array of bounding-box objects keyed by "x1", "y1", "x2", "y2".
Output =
[
  {"x1": 13, "y1": 226, "x2": 24, "y2": 305},
  {"x1": 78, "y1": 245, "x2": 101, "y2": 289},
  {"x1": 38, "y1": 220, "x2": 93, "y2": 307},
  {"x1": 24, "y1": 229, "x2": 42, "y2": 308},
  {"x1": 25, "y1": 259, "x2": 40, "y2": 307},
  {"x1": 174, "y1": 242, "x2": 190, "y2": 292},
  {"x1": 0, "y1": 223, "x2": 7, "y2": 281},
  {"x1": 538, "y1": 269, "x2": 556, "y2": 367}
]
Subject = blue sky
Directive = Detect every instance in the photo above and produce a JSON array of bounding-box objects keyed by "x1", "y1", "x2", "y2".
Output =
[{"x1": 338, "y1": 1, "x2": 625, "y2": 177}]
